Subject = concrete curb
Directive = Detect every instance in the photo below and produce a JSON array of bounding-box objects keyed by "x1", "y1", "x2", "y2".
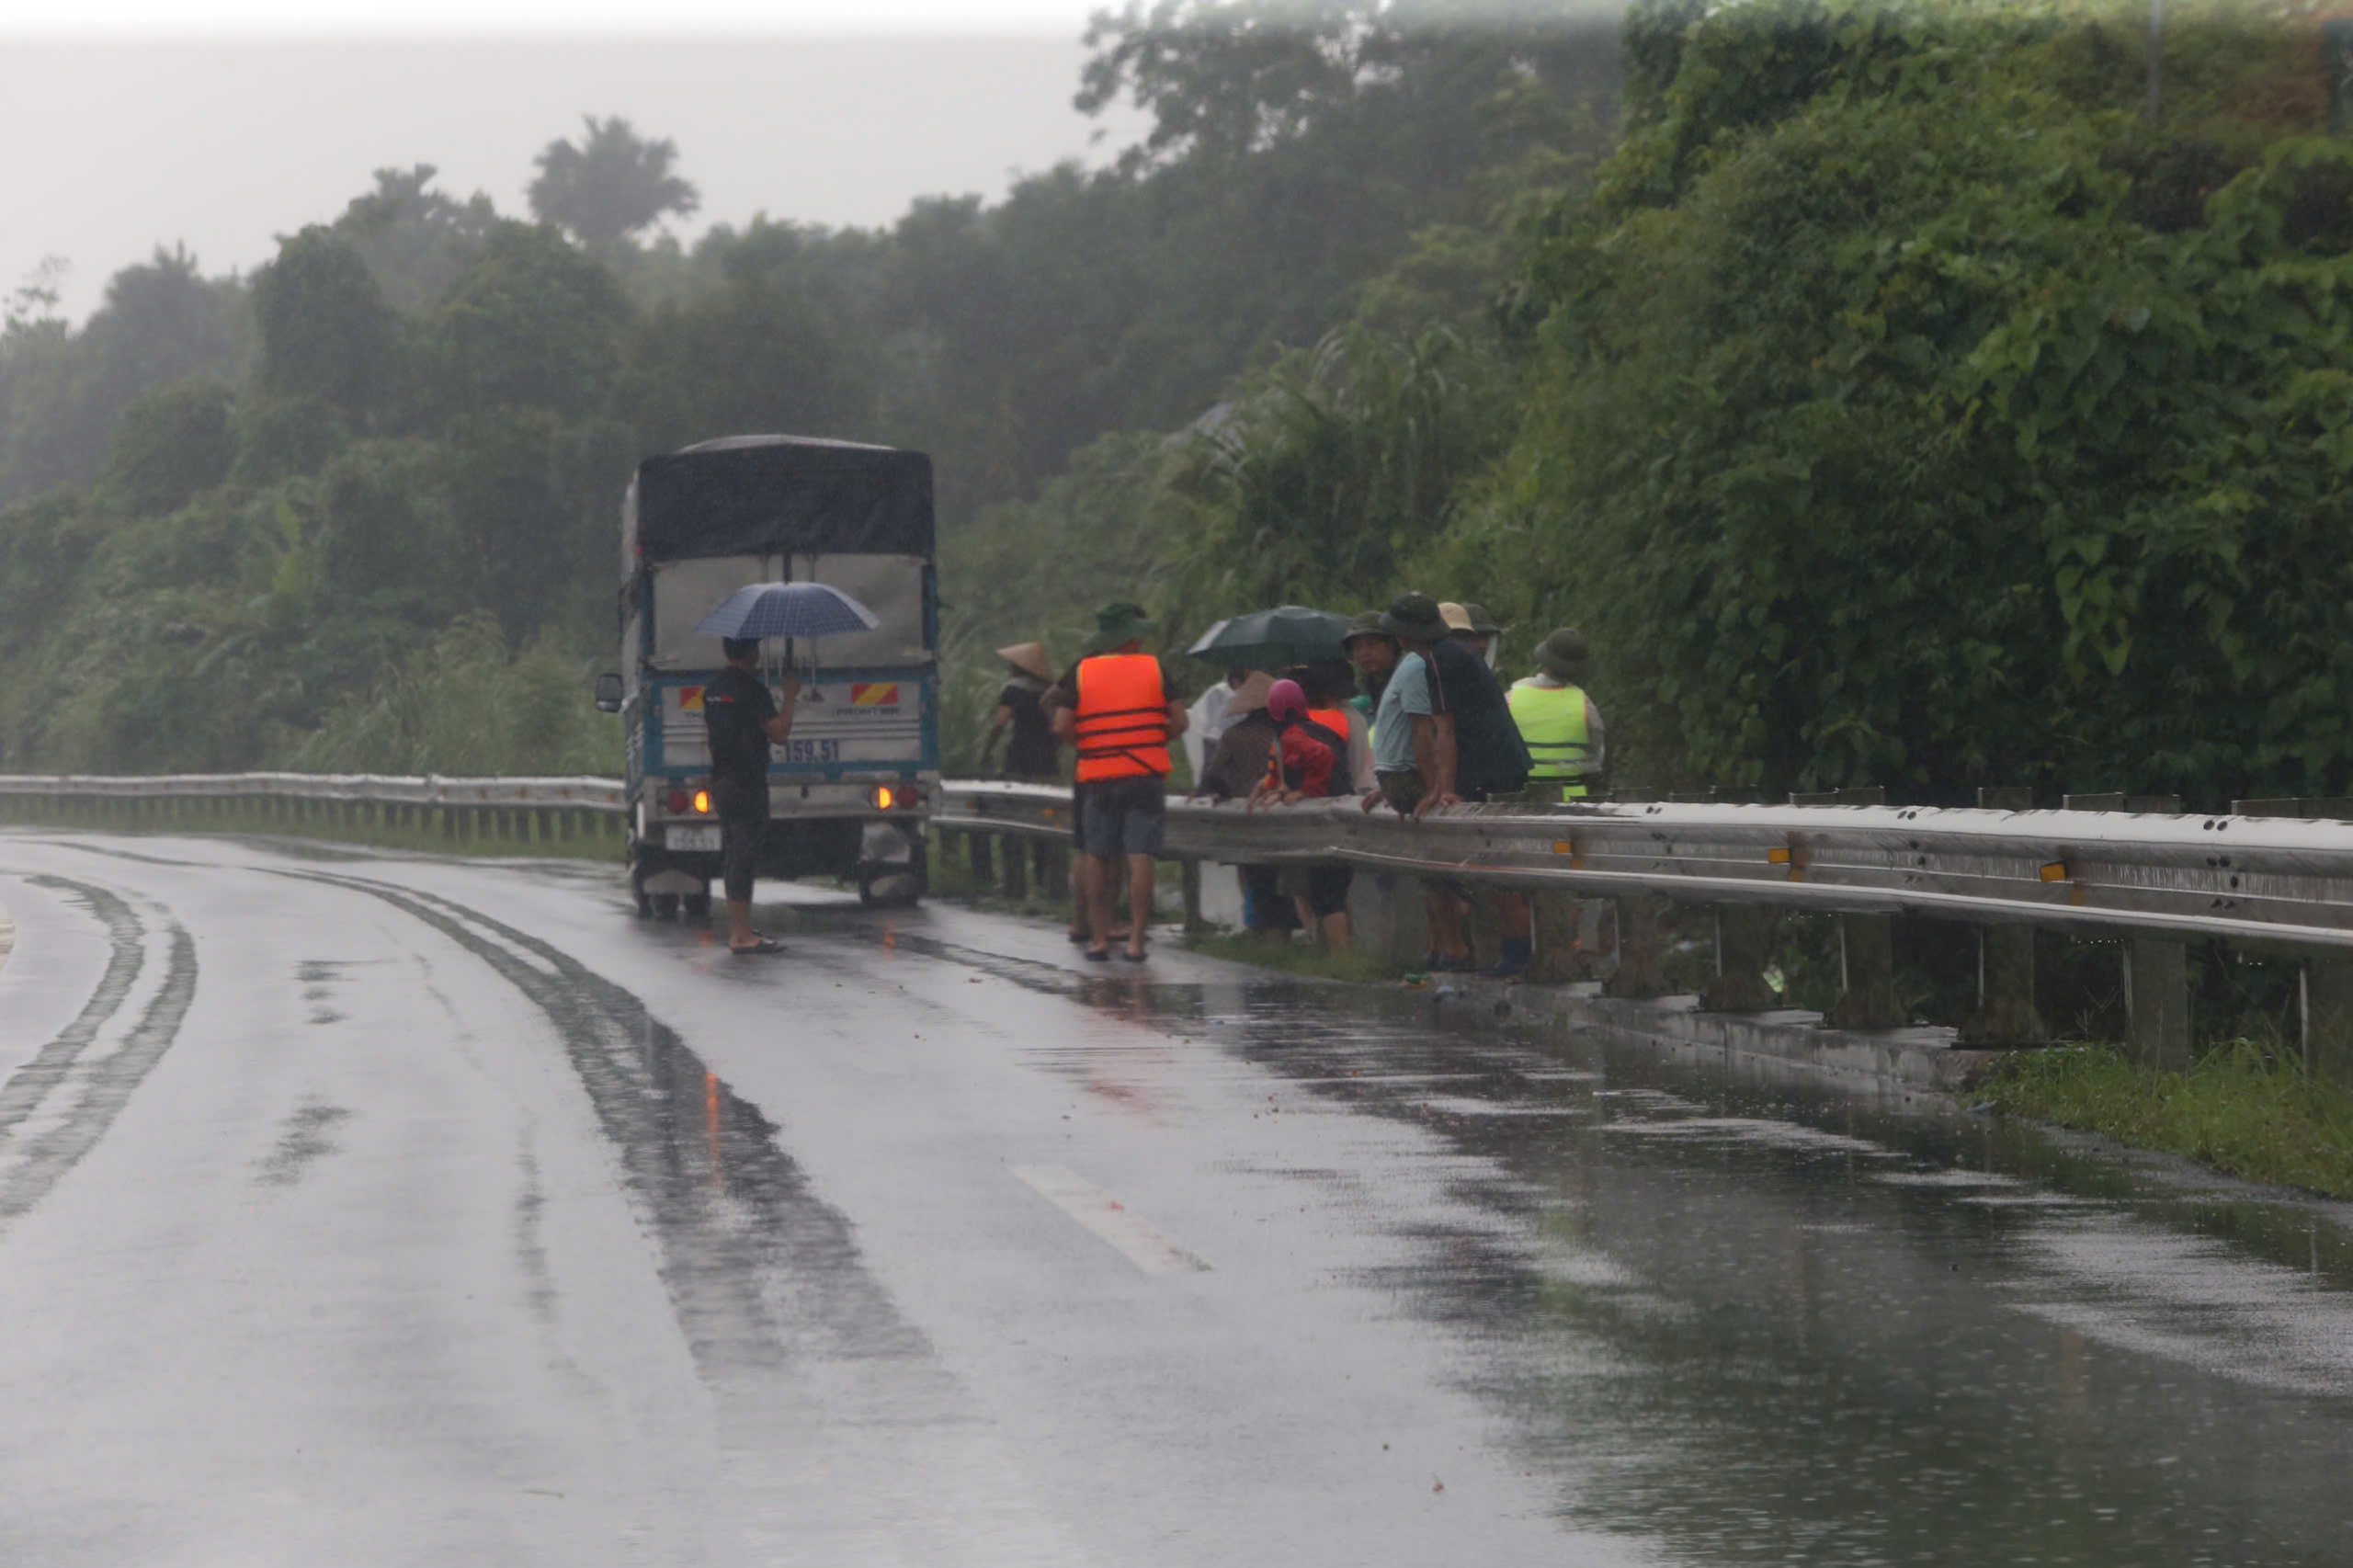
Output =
[{"x1": 1436, "y1": 974, "x2": 2008, "y2": 1092}]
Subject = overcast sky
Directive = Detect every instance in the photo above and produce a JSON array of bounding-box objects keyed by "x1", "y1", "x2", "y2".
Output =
[{"x1": 4, "y1": 3, "x2": 1144, "y2": 321}]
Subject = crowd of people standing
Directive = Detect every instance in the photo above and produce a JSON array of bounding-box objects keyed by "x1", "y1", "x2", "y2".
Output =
[{"x1": 984, "y1": 593, "x2": 1604, "y2": 976}]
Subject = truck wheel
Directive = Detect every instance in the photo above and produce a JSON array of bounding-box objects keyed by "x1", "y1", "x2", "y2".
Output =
[
  {"x1": 652, "y1": 892, "x2": 681, "y2": 920},
  {"x1": 682, "y1": 890, "x2": 712, "y2": 920},
  {"x1": 859, "y1": 870, "x2": 923, "y2": 908}
]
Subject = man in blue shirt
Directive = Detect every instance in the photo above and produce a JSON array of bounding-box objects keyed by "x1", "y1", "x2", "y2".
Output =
[{"x1": 1365, "y1": 593, "x2": 1483, "y2": 970}]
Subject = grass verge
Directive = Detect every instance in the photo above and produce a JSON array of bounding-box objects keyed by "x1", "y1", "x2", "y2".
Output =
[
  {"x1": 1977, "y1": 1040, "x2": 2353, "y2": 1199},
  {"x1": 1180, "y1": 927, "x2": 1411, "y2": 984}
]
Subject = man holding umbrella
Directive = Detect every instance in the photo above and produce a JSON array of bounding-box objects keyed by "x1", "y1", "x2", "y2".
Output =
[
  {"x1": 691, "y1": 579, "x2": 874, "y2": 956},
  {"x1": 704, "y1": 637, "x2": 801, "y2": 955},
  {"x1": 1051, "y1": 602, "x2": 1188, "y2": 961}
]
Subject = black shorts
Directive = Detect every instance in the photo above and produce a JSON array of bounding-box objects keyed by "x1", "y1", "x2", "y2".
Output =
[
  {"x1": 720, "y1": 815, "x2": 761, "y2": 903},
  {"x1": 1279, "y1": 862, "x2": 1354, "y2": 919},
  {"x1": 1078, "y1": 774, "x2": 1167, "y2": 857}
]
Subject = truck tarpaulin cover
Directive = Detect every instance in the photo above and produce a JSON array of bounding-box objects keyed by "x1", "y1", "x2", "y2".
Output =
[{"x1": 628, "y1": 436, "x2": 934, "y2": 566}]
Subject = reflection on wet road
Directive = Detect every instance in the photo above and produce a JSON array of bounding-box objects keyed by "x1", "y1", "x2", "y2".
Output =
[{"x1": 1, "y1": 832, "x2": 2348, "y2": 1565}]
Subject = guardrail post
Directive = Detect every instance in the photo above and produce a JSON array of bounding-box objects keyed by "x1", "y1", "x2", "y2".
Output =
[
  {"x1": 1180, "y1": 857, "x2": 1205, "y2": 932},
  {"x1": 1607, "y1": 895, "x2": 1674, "y2": 999},
  {"x1": 2072, "y1": 791, "x2": 2190, "y2": 1068},
  {"x1": 2304, "y1": 960, "x2": 2353, "y2": 1086},
  {"x1": 1700, "y1": 904, "x2": 1779, "y2": 1012},
  {"x1": 1040, "y1": 839, "x2": 1071, "y2": 901},
  {"x1": 1959, "y1": 788, "x2": 2049, "y2": 1044},
  {"x1": 998, "y1": 832, "x2": 1029, "y2": 901},
  {"x1": 970, "y1": 829, "x2": 995, "y2": 884},
  {"x1": 1793, "y1": 788, "x2": 1909, "y2": 1029}
]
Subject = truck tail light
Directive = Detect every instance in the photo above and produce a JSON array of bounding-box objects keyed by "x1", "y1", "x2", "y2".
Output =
[
  {"x1": 665, "y1": 786, "x2": 691, "y2": 813},
  {"x1": 870, "y1": 785, "x2": 896, "y2": 810},
  {"x1": 692, "y1": 790, "x2": 711, "y2": 814}
]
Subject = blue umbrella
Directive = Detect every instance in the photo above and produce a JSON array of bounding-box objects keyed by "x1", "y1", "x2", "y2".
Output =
[{"x1": 694, "y1": 582, "x2": 881, "y2": 641}]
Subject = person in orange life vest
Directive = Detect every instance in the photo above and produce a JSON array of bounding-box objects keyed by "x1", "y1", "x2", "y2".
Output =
[
  {"x1": 1049, "y1": 602, "x2": 1188, "y2": 963},
  {"x1": 1247, "y1": 677, "x2": 1357, "y2": 949}
]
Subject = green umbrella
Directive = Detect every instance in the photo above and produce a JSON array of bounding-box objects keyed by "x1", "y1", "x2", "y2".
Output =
[{"x1": 1185, "y1": 605, "x2": 1349, "y2": 670}]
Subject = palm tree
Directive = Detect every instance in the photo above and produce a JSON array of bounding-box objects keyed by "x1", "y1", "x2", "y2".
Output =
[{"x1": 528, "y1": 116, "x2": 700, "y2": 245}]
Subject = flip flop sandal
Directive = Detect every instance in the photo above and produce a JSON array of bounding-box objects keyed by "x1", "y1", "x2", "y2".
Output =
[
  {"x1": 730, "y1": 936, "x2": 785, "y2": 956},
  {"x1": 1083, "y1": 948, "x2": 1111, "y2": 963},
  {"x1": 1120, "y1": 948, "x2": 1148, "y2": 963}
]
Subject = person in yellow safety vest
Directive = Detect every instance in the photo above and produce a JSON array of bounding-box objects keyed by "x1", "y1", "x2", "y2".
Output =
[{"x1": 1507, "y1": 627, "x2": 1606, "y2": 801}]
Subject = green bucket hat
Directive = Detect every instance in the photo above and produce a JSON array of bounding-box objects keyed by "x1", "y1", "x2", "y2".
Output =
[
  {"x1": 1339, "y1": 609, "x2": 1392, "y2": 648},
  {"x1": 1460, "y1": 602, "x2": 1505, "y2": 637},
  {"x1": 1084, "y1": 600, "x2": 1157, "y2": 653},
  {"x1": 1534, "y1": 627, "x2": 1590, "y2": 682}
]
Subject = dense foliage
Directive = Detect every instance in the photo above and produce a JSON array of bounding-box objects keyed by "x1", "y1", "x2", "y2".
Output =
[
  {"x1": 0, "y1": 0, "x2": 1612, "y2": 775},
  {"x1": 9, "y1": 0, "x2": 2352, "y2": 812}
]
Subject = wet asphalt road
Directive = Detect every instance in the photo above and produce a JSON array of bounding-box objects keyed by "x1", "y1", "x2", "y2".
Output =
[{"x1": 2, "y1": 833, "x2": 2350, "y2": 1567}]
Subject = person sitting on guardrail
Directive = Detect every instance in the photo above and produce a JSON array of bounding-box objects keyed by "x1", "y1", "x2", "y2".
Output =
[
  {"x1": 705, "y1": 636, "x2": 801, "y2": 956},
  {"x1": 1249, "y1": 677, "x2": 1355, "y2": 950}
]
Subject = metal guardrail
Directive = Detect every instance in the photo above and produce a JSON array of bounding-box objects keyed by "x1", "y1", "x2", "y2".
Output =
[
  {"x1": 0, "y1": 772, "x2": 624, "y2": 809},
  {"x1": 8, "y1": 770, "x2": 2353, "y2": 953},
  {"x1": 935, "y1": 780, "x2": 2353, "y2": 953},
  {"x1": 11, "y1": 770, "x2": 2353, "y2": 1062}
]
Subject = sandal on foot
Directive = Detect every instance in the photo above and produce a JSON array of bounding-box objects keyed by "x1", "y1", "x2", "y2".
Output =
[
  {"x1": 730, "y1": 936, "x2": 785, "y2": 956},
  {"x1": 1083, "y1": 947, "x2": 1111, "y2": 963}
]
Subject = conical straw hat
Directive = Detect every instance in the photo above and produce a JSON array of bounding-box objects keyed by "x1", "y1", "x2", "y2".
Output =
[{"x1": 996, "y1": 641, "x2": 1051, "y2": 681}]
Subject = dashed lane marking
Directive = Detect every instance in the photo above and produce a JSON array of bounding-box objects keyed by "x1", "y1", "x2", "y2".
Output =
[{"x1": 1012, "y1": 1164, "x2": 1211, "y2": 1275}]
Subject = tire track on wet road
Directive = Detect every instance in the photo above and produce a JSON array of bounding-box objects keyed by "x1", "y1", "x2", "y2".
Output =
[
  {"x1": 0, "y1": 875, "x2": 199, "y2": 1228},
  {"x1": 283, "y1": 869, "x2": 938, "y2": 1381}
]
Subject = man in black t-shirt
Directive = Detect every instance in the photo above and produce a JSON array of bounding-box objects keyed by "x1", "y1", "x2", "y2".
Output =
[
  {"x1": 1423, "y1": 627, "x2": 1536, "y2": 975},
  {"x1": 702, "y1": 637, "x2": 800, "y2": 955},
  {"x1": 1426, "y1": 634, "x2": 1530, "y2": 802}
]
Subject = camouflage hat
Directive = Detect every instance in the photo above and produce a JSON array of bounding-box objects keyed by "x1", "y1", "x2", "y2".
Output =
[{"x1": 1083, "y1": 601, "x2": 1157, "y2": 653}]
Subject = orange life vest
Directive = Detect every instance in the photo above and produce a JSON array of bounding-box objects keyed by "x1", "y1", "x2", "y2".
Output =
[
  {"x1": 1074, "y1": 653, "x2": 1172, "y2": 782},
  {"x1": 1308, "y1": 705, "x2": 1353, "y2": 743}
]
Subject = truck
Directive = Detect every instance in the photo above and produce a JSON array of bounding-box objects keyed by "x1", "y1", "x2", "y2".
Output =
[{"x1": 595, "y1": 435, "x2": 937, "y2": 917}]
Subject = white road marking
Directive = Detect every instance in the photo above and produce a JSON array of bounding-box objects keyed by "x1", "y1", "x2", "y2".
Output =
[
  {"x1": 0, "y1": 915, "x2": 13, "y2": 980},
  {"x1": 1012, "y1": 1164, "x2": 1210, "y2": 1275}
]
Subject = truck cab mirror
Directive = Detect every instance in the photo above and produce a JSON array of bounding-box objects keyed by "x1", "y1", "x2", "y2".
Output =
[{"x1": 593, "y1": 673, "x2": 624, "y2": 713}]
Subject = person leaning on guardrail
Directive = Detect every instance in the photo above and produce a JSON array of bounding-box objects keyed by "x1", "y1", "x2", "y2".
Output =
[
  {"x1": 1249, "y1": 677, "x2": 1356, "y2": 950},
  {"x1": 1507, "y1": 628, "x2": 1604, "y2": 801},
  {"x1": 1431, "y1": 601, "x2": 1536, "y2": 974},
  {"x1": 1193, "y1": 673, "x2": 1297, "y2": 938},
  {"x1": 1363, "y1": 593, "x2": 1479, "y2": 971}
]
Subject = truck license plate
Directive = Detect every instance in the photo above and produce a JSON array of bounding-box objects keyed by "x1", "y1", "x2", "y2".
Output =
[{"x1": 666, "y1": 824, "x2": 721, "y2": 852}]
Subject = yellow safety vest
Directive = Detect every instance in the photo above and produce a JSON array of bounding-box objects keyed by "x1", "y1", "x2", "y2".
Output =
[{"x1": 1507, "y1": 680, "x2": 1592, "y2": 796}]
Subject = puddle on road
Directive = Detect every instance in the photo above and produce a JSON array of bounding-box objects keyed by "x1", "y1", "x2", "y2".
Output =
[
  {"x1": 723, "y1": 900, "x2": 2353, "y2": 1564},
  {"x1": 1002, "y1": 963, "x2": 2353, "y2": 1568}
]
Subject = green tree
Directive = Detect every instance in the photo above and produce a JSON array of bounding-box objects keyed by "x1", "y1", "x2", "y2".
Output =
[
  {"x1": 528, "y1": 116, "x2": 699, "y2": 244},
  {"x1": 103, "y1": 377, "x2": 235, "y2": 516},
  {"x1": 251, "y1": 227, "x2": 399, "y2": 419},
  {"x1": 418, "y1": 221, "x2": 631, "y2": 421}
]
